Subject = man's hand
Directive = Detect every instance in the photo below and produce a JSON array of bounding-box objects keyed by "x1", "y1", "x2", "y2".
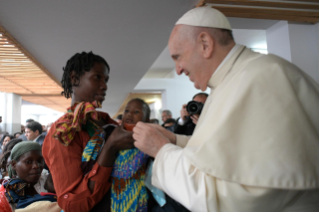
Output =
[
  {"x1": 190, "y1": 114, "x2": 199, "y2": 125},
  {"x1": 180, "y1": 104, "x2": 190, "y2": 121},
  {"x1": 133, "y1": 122, "x2": 171, "y2": 157},
  {"x1": 147, "y1": 123, "x2": 176, "y2": 144}
]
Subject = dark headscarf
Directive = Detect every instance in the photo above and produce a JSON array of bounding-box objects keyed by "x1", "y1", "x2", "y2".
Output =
[{"x1": 8, "y1": 141, "x2": 42, "y2": 178}]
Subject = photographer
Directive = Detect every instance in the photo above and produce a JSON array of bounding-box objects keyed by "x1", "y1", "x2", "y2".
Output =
[{"x1": 174, "y1": 93, "x2": 208, "y2": 135}]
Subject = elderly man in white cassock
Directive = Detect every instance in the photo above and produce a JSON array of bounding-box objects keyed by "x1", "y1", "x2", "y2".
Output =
[{"x1": 133, "y1": 7, "x2": 319, "y2": 212}]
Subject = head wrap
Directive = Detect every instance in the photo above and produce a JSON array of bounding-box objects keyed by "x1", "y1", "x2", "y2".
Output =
[
  {"x1": 54, "y1": 101, "x2": 101, "y2": 146},
  {"x1": 8, "y1": 141, "x2": 42, "y2": 178},
  {"x1": 176, "y1": 7, "x2": 232, "y2": 31}
]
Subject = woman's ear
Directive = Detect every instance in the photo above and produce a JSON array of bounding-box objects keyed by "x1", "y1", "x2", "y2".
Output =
[
  {"x1": 198, "y1": 32, "x2": 214, "y2": 59},
  {"x1": 69, "y1": 70, "x2": 80, "y2": 86},
  {"x1": 11, "y1": 160, "x2": 17, "y2": 171}
]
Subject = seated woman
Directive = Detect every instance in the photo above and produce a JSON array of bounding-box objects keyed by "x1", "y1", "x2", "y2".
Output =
[
  {"x1": 2, "y1": 142, "x2": 58, "y2": 211},
  {"x1": 111, "y1": 98, "x2": 151, "y2": 211},
  {"x1": 0, "y1": 150, "x2": 11, "y2": 181},
  {"x1": 0, "y1": 139, "x2": 23, "y2": 181},
  {"x1": 1, "y1": 135, "x2": 14, "y2": 152},
  {"x1": 42, "y1": 52, "x2": 134, "y2": 212},
  {"x1": 13, "y1": 133, "x2": 22, "y2": 139}
]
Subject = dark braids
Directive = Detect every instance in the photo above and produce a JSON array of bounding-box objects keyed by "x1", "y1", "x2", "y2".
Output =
[{"x1": 61, "y1": 51, "x2": 110, "y2": 99}]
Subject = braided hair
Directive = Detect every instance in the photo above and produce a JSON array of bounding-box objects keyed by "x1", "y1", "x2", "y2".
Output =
[{"x1": 61, "y1": 51, "x2": 110, "y2": 99}]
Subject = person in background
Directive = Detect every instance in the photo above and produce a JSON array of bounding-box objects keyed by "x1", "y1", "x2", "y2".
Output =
[
  {"x1": 0, "y1": 138, "x2": 23, "y2": 181},
  {"x1": 174, "y1": 93, "x2": 208, "y2": 136},
  {"x1": 3, "y1": 141, "x2": 59, "y2": 212},
  {"x1": 150, "y1": 119, "x2": 159, "y2": 125},
  {"x1": 42, "y1": 125, "x2": 48, "y2": 136},
  {"x1": 2, "y1": 138, "x2": 23, "y2": 154},
  {"x1": 0, "y1": 116, "x2": 3, "y2": 133},
  {"x1": 42, "y1": 51, "x2": 134, "y2": 212},
  {"x1": 46, "y1": 122, "x2": 53, "y2": 133},
  {"x1": 0, "y1": 150, "x2": 11, "y2": 181},
  {"x1": 1, "y1": 135, "x2": 14, "y2": 153},
  {"x1": 25, "y1": 121, "x2": 45, "y2": 146},
  {"x1": 19, "y1": 119, "x2": 35, "y2": 141},
  {"x1": 163, "y1": 118, "x2": 176, "y2": 132},
  {"x1": 161, "y1": 110, "x2": 172, "y2": 126},
  {"x1": 13, "y1": 132, "x2": 22, "y2": 138}
]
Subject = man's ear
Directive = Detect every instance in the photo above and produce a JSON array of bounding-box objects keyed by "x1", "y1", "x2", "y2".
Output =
[
  {"x1": 35, "y1": 130, "x2": 40, "y2": 136},
  {"x1": 69, "y1": 70, "x2": 80, "y2": 86},
  {"x1": 198, "y1": 32, "x2": 214, "y2": 59}
]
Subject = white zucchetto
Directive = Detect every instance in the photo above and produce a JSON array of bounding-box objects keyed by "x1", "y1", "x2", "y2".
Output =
[{"x1": 176, "y1": 7, "x2": 232, "y2": 31}]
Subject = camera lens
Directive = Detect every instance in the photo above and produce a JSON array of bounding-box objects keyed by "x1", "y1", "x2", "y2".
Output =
[
  {"x1": 189, "y1": 104, "x2": 198, "y2": 113},
  {"x1": 186, "y1": 101, "x2": 204, "y2": 115}
]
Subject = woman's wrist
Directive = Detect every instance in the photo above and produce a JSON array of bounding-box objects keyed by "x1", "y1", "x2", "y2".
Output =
[{"x1": 97, "y1": 142, "x2": 117, "y2": 167}]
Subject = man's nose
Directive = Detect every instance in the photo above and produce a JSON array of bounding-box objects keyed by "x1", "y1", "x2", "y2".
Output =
[
  {"x1": 175, "y1": 64, "x2": 183, "y2": 75},
  {"x1": 100, "y1": 82, "x2": 107, "y2": 91}
]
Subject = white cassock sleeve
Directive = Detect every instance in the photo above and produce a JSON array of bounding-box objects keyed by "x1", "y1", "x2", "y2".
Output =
[{"x1": 152, "y1": 144, "x2": 319, "y2": 212}]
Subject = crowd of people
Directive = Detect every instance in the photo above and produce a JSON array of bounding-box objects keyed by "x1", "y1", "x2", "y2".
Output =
[{"x1": 0, "y1": 6, "x2": 318, "y2": 212}]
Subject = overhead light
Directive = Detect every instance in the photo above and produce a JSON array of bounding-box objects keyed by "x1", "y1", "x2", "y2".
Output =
[
  {"x1": 3, "y1": 44, "x2": 14, "y2": 47},
  {"x1": 5, "y1": 41, "x2": 8, "y2": 43},
  {"x1": 1, "y1": 63, "x2": 21, "y2": 66},
  {"x1": 2, "y1": 59, "x2": 15, "y2": 61},
  {"x1": 0, "y1": 33, "x2": 2, "y2": 36}
]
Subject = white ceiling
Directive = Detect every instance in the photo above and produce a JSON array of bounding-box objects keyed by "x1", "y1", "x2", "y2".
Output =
[
  {"x1": 0, "y1": 0, "x2": 198, "y2": 115},
  {"x1": 0, "y1": 1, "x2": 278, "y2": 116}
]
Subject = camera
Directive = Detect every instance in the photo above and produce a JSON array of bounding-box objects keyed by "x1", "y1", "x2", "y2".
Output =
[{"x1": 186, "y1": 101, "x2": 204, "y2": 115}]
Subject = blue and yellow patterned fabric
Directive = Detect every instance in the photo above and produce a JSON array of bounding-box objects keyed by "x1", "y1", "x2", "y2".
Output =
[
  {"x1": 111, "y1": 149, "x2": 149, "y2": 212},
  {"x1": 81, "y1": 128, "x2": 104, "y2": 162},
  {"x1": 80, "y1": 119, "x2": 150, "y2": 211}
]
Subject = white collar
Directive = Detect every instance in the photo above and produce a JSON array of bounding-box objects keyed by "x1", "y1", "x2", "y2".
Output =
[
  {"x1": 213, "y1": 44, "x2": 241, "y2": 76},
  {"x1": 33, "y1": 135, "x2": 41, "y2": 142}
]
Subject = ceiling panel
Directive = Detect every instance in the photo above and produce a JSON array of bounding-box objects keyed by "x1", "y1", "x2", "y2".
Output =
[{"x1": 198, "y1": 0, "x2": 319, "y2": 24}]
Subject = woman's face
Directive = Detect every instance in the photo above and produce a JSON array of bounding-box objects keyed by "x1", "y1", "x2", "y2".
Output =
[
  {"x1": 72, "y1": 62, "x2": 109, "y2": 104},
  {"x1": 13, "y1": 150, "x2": 44, "y2": 185},
  {"x1": 2, "y1": 136, "x2": 11, "y2": 148}
]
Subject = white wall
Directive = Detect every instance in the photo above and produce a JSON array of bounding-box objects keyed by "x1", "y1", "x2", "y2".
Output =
[
  {"x1": 289, "y1": 22, "x2": 319, "y2": 83},
  {"x1": 266, "y1": 21, "x2": 291, "y2": 62},
  {"x1": 266, "y1": 21, "x2": 319, "y2": 84},
  {"x1": 135, "y1": 71, "x2": 210, "y2": 122},
  {"x1": 0, "y1": 92, "x2": 21, "y2": 134},
  {"x1": 21, "y1": 104, "x2": 64, "y2": 126}
]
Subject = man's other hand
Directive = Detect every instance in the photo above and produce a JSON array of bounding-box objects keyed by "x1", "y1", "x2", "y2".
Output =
[{"x1": 191, "y1": 114, "x2": 199, "y2": 125}]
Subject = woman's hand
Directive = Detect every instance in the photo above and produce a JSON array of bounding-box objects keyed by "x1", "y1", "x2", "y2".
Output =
[
  {"x1": 97, "y1": 125, "x2": 134, "y2": 167},
  {"x1": 105, "y1": 126, "x2": 135, "y2": 152}
]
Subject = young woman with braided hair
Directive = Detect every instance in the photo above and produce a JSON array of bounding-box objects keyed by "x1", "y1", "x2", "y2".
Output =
[{"x1": 42, "y1": 52, "x2": 134, "y2": 212}]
